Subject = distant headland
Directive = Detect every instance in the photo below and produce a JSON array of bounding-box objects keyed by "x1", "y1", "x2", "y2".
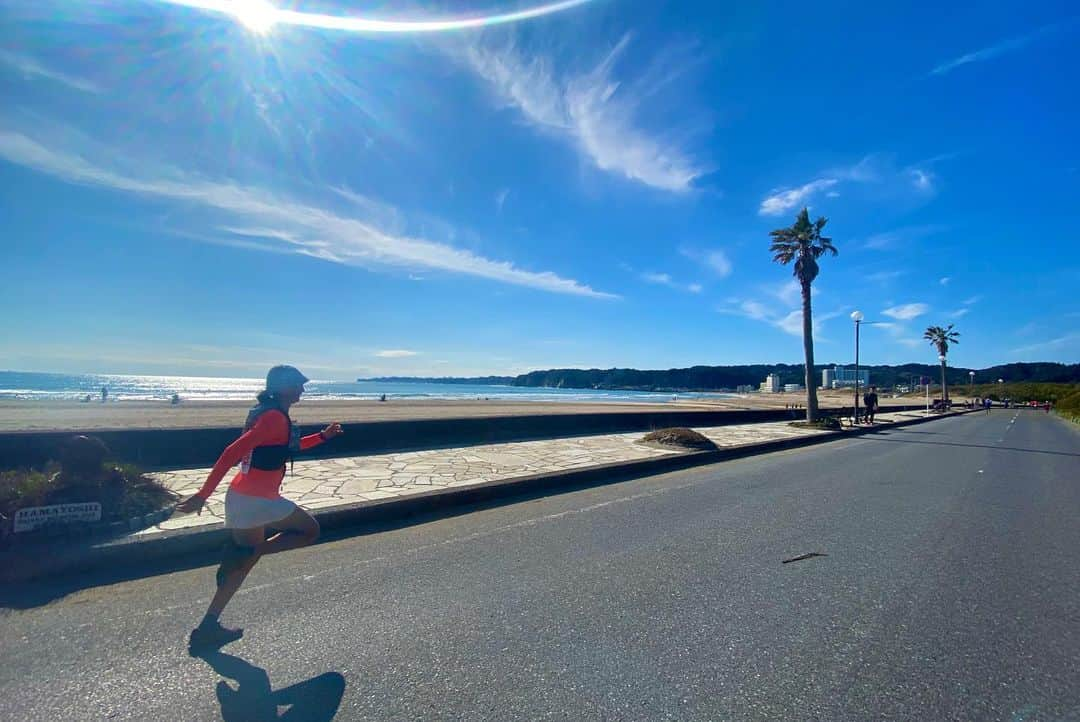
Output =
[{"x1": 361, "y1": 362, "x2": 1080, "y2": 392}]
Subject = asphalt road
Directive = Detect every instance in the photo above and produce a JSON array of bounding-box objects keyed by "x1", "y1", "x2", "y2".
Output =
[{"x1": 2, "y1": 411, "x2": 1078, "y2": 721}]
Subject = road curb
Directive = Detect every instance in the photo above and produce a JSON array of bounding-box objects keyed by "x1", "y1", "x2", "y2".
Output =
[{"x1": 0, "y1": 410, "x2": 968, "y2": 583}]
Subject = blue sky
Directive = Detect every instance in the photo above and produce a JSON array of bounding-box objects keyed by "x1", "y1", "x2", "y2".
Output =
[{"x1": 1, "y1": 0, "x2": 1078, "y2": 379}]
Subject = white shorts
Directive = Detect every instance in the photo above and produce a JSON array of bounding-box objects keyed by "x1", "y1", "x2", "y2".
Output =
[{"x1": 224, "y1": 488, "x2": 297, "y2": 529}]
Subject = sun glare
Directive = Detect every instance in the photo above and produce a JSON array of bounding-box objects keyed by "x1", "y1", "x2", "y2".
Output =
[
  {"x1": 158, "y1": 0, "x2": 593, "y2": 34},
  {"x1": 229, "y1": 0, "x2": 279, "y2": 34}
]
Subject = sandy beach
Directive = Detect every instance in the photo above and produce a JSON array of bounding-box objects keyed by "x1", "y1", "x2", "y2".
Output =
[{"x1": 0, "y1": 389, "x2": 926, "y2": 432}]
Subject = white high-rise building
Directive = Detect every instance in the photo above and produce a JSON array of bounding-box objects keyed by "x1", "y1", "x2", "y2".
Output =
[
  {"x1": 760, "y1": 373, "x2": 781, "y2": 393},
  {"x1": 827, "y1": 365, "x2": 869, "y2": 388}
]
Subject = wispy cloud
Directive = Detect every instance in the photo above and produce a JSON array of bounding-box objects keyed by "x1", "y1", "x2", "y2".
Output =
[
  {"x1": 0, "y1": 129, "x2": 617, "y2": 299},
  {"x1": 939, "y1": 276, "x2": 951, "y2": 286},
  {"x1": 680, "y1": 247, "x2": 733, "y2": 278},
  {"x1": 909, "y1": 168, "x2": 934, "y2": 193},
  {"x1": 768, "y1": 279, "x2": 802, "y2": 307},
  {"x1": 931, "y1": 20, "x2": 1077, "y2": 75},
  {"x1": 864, "y1": 269, "x2": 907, "y2": 283},
  {"x1": 759, "y1": 178, "x2": 837, "y2": 216},
  {"x1": 882, "y1": 303, "x2": 929, "y2": 321},
  {"x1": 722, "y1": 299, "x2": 771, "y2": 322},
  {"x1": 641, "y1": 271, "x2": 673, "y2": 285},
  {"x1": 1014, "y1": 321, "x2": 1042, "y2": 337},
  {"x1": 844, "y1": 153, "x2": 943, "y2": 196},
  {"x1": 0, "y1": 50, "x2": 101, "y2": 93},
  {"x1": 871, "y1": 321, "x2": 924, "y2": 348},
  {"x1": 963, "y1": 295, "x2": 983, "y2": 306},
  {"x1": 774, "y1": 310, "x2": 805, "y2": 337},
  {"x1": 946, "y1": 307, "x2": 970, "y2": 319},
  {"x1": 764, "y1": 154, "x2": 946, "y2": 217},
  {"x1": 641, "y1": 271, "x2": 701, "y2": 293},
  {"x1": 495, "y1": 188, "x2": 510, "y2": 213},
  {"x1": 861, "y1": 223, "x2": 948, "y2": 251},
  {"x1": 463, "y1": 34, "x2": 707, "y2": 192},
  {"x1": 375, "y1": 349, "x2": 419, "y2": 358},
  {"x1": 705, "y1": 250, "x2": 732, "y2": 278},
  {"x1": 1010, "y1": 332, "x2": 1080, "y2": 358},
  {"x1": 718, "y1": 296, "x2": 839, "y2": 338}
]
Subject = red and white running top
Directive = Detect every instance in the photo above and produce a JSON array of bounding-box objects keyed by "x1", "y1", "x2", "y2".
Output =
[{"x1": 195, "y1": 409, "x2": 324, "y2": 500}]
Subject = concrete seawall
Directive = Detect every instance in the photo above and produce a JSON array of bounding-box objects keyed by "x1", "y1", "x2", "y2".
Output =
[{"x1": 0, "y1": 406, "x2": 928, "y2": 469}]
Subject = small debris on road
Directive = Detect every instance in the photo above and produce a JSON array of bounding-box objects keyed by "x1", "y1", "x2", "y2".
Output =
[{"x1": 782, "y1": 552, "x2": 828, "y2": 564}]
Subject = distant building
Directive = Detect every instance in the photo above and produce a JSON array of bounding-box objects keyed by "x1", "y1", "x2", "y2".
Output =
[
  {"x1": 828, "y1": 366, "x2": 869, "y2": 388},
  {"x1": 736, "y1": 384, "x2": 756, "y2": 394},
  {"x1": 760, "y1": 373, "x2": 781, "y2": 393},
  {"x1": 783, "y1": 383, "x2": 802, "y2": 393},
  {"x1": 822, "y1": 368, "x2": 835, "y2": 388}
]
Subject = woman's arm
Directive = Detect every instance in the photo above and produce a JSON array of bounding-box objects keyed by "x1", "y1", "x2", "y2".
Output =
[
  {"x1": 300, "y1": 422, "x2": 344, "y2": 450},
  {"x1": 194, "y1": 412, "x2": 288, "y2": 499}
]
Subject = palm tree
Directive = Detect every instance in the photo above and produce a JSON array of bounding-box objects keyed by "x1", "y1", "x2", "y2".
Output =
[
  {"x1": 769, "y1": 207, "x2": 838, "y2": 422},
  {"x1": 923, "y1": 324, "x2": 960, "y2": 402}
]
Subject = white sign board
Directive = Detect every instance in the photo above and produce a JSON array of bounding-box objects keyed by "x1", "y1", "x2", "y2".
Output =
[{"x1": 13, "y1": 502, "x2": 102, "y2": 533}]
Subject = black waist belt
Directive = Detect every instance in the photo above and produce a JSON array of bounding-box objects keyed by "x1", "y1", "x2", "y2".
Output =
[{"x1": 250, "y1": 444, "x2": 290, "y2": 470}]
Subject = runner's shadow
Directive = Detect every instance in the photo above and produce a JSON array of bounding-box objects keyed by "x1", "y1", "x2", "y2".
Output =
[{"x1": 196, "y1": 650, "x2": 345, "y2": 721}]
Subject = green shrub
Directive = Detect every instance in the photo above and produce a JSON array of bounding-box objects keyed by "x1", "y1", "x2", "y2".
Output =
[
  {"x1": 1056, "y1": 390, "x2": 1080, "y2": 423},
  {"x1": 0, "y1": 463, "x2": 60, "y2": 516},
  {"x1": 968, "y1": 382, "x2": 1078, "y2": 403},
  {"x1": 0, "y1": 460, "x2": 177, "y2": 525}
]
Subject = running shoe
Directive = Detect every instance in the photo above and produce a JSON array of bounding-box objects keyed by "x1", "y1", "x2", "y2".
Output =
[{"x1": 188, "y1": 621, "x2": 243, "y2": 654}]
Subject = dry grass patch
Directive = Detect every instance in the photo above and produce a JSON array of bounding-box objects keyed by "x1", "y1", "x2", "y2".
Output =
[{"x1": 640, "y1": 428, "x2": 718, "y2": 451}]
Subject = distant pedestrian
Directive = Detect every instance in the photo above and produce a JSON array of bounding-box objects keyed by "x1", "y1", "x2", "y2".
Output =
[
  {"x1": 176, "y1": 365, "x2": 343, "y2": 653},
  {"x1": 864, "y1": 386, "x2": 879, "y2": 424},
  {"x1": 984, "y1": 397, "x2": 992, "y2": 414},
  {"x1": 101, "y1": 386, "x2": 108, "y2": 403}
]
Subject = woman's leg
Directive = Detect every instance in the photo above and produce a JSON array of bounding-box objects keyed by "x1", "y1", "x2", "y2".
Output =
[
  {"x1": 206, "y1": 526, "x2": 265, "y2": 617},
  {"x1": 190, "y1": 526, "x2": 264, "y2": 650},
  {"x1": 190, "y1": 508, "x2": 319, "y2": 650},
  {"x1": 255, "y1": 507, "x2": 320, "y2": 556}
]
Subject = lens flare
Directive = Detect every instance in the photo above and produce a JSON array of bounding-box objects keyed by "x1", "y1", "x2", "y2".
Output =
[
  {"x1": 229, "y1": 0, "x2": 279, "y2": 33},
  {"x1": 157, "y1": 0, "x2": 593, "y2": 34}
]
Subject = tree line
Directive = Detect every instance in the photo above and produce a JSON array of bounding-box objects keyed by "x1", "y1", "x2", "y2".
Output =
[
  {"x1": 509, "y1": 362, "x2": 1079, "y2": 391},
  {"x1": 367, "y1": 361, "x2": 1079, "y2": 392}
]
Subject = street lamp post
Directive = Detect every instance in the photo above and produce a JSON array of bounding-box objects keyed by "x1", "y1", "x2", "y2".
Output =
[
  {"x1": 939, "y1": 354, "x2": 947, "y2": 408},
  {"x1": 969, "y1": 370, "x2": 975, "y2": 392},
  {"x1": 851, "y1": 311, "x2": 864, "y2": 424}
]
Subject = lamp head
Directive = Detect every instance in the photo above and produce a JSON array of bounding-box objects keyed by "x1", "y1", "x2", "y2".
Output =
[{"x1": 850, "y1": 310, "x2": 864, "y2": 322}]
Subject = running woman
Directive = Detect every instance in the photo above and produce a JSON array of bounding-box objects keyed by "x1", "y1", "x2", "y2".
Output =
[{"x1": 177, "y1": 365, "x2": 343, "y2": 651}]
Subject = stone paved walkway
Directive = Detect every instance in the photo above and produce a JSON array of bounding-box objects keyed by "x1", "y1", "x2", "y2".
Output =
[{"x1": 144, "y1": 413, "x2": 919, "y2": 534}]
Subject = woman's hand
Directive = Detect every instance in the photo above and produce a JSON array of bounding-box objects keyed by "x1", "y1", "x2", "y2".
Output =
[
  {"x1": 321, "y1": 422, "x2": 344, "y2": 439},
  {"x1": 176, "y1": 494, "x2": 206, "y2": 515}
]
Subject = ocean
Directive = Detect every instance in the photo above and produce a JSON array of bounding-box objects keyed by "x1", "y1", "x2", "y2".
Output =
[{"x1": 0, "y1": 371, "x2": 736, "y2": 403}]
